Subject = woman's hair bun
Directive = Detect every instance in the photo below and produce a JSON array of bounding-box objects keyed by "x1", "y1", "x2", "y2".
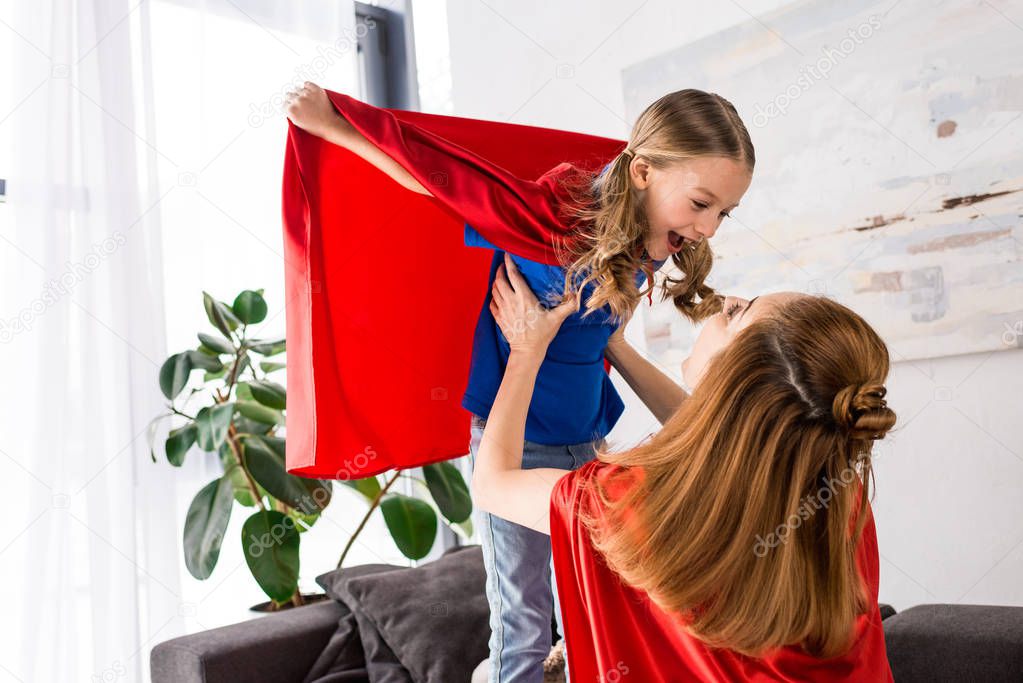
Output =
[{"x1": 831, "y1": 382, "x2": 896, "y2": 441}]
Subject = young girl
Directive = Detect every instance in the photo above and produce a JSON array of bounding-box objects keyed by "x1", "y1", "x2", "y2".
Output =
[{"x1": 285, "y1": 84, "x2": 754, "y2": 682}]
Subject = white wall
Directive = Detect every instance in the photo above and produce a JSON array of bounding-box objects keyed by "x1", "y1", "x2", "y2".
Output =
[{"x1": 443, "y1": 0, "x2": 1023, "y2": 611}]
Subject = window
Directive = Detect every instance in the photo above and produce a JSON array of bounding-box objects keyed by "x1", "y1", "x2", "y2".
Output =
[{"x1": 148, "y1": 0, "x2": 420, "y2": 626}]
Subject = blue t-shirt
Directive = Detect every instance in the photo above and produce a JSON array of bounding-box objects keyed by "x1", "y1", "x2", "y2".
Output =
[{"x1": 461, "y1": 223, "x2": 666, "y2": 445}]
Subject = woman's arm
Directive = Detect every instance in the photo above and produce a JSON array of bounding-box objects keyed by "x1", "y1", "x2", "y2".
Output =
[
  {"x1": 471, "y1": 254, "x2": 578, "y2": 536},
  {"x1": 285, "y1": 81, "x2": 433, "y2": 196},
  {"x1": 605, "y1": 324, "x2": 688, "y2": 425}
]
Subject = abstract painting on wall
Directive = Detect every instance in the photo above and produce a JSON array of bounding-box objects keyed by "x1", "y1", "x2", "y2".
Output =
[{"x1": 622, "y1": 0, "x2": 1022, "y2": 365}]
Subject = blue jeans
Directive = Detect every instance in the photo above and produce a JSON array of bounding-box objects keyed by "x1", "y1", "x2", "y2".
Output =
[{"x1": 468, "y1": 413, "x2": 605, "y2": 683}]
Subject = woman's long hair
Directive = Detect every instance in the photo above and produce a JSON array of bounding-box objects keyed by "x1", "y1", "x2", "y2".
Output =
[
  {"x1": 550, "y1": 88, "x2": 755, "y2": 324},
  {"x1": 577, "y1": 295, "x2": 897, "y2": 659}
]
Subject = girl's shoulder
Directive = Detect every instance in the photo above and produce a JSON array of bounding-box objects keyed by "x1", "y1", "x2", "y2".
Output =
[
  {"x1": 536, "y1": 161, "x2": 598, "y2": 210},
  {"x1": 536, "y1": 161, "x2": 579, "y2": 183}
]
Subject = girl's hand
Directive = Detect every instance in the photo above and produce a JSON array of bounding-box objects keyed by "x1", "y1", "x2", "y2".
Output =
[
  {"x1": 284, "y1": 81, "x2": 344, "y2": 139},
  {"x1": 491, "y1": 253, "x2": 578, "y2": 359}
]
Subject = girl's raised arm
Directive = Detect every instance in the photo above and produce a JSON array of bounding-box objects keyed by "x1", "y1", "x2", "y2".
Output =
[
  {"x1": 605, "y1": 332, "x2": 688, "y2": 424},
  {"x1": 285, "y1": 81, "x2": 434, "y2": 197}
]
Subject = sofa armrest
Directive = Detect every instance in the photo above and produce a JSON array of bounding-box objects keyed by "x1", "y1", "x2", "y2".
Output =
[
  {"x1": 883, "y1": 603, "x2": 1023, "y2": 683},
  {"x1": 151, "y1": 599, "x2": 345, "y2": 683}
]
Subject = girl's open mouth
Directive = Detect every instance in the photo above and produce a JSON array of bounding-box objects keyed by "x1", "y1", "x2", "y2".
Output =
[{"x1": 668, "y1": 230, "x2": 685, "y2": 251}]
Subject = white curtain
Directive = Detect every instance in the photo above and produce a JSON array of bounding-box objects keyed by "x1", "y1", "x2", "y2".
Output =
[
  {"x1": 0, "y1": 1, "x2": 381, "y2": 680},
  {"x1": 139, "y1": 0, "x2": 391, "y2": 638},
  {"x1": 0, "y1": 1, "x2": 175, "y2": 681}
]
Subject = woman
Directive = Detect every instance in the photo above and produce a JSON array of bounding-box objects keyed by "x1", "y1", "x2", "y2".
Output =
[
  {"x1": 286, "y1": 81, "x2": 755, "y2": 680},
  {"x1": 472, "y1": 254, "x2": 897, "y2": 682}
]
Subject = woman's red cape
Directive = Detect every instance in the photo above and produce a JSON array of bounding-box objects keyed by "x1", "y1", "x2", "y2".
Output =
[{"x1": 549, "y1": 461, "x2": 895, "y2": 682}]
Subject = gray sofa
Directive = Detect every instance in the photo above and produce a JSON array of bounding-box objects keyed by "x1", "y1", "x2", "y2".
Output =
[{"x1": 151, "y1": 545, "x2": 1023, "y2": 682}]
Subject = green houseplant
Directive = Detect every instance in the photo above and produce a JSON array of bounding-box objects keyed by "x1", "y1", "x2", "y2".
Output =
[{"x1": 149, "y1": 289, "x2": 474, "y2": 610}]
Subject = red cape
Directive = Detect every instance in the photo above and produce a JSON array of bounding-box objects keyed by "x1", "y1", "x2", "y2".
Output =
[
  {"x1": 281, "y1": 90, "x2": 627, "y2": 478},
  {"x1": 549, "y1": 461, "x2": 894, "y2": 682}
]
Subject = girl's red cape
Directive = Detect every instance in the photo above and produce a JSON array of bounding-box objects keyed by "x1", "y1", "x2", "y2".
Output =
[{"x1": 281, "y1": 90, "x2": 626, "y2": 478}]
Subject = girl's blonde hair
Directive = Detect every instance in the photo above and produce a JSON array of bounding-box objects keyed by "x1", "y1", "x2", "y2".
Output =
[
  {"x1": 577, "y1": 295, "x2": 897, "y2": 659},
  {"x1": 551, "y1": 89, "x2": 755, "y2": 324}
]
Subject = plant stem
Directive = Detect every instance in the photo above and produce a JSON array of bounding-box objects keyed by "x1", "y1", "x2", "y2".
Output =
[
  {"x1": 336, "y1": 470, "x2": 401, "y2": 569},
  {"x1": 400, "y1": 474, "x2": 429, "y2": 487},
  {"x1": 225, "y1": 425, "x2": 265, "y2": 512},
  {"x1": 169, "y1": 406, "x2": 196, "y2": 421},
  {"x1": 224, "y1": 342, "x2": 246, "y2": 397}
]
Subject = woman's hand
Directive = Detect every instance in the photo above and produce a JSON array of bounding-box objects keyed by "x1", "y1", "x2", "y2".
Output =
[
  {"x1": 606, "y1": 299, "x2": 639, "y2": 351},
  {"x1": 491, "y1": 253, "x2": 578, "y2": 359},
  {"x1": 284, "y1": 81, "x2": 345, "y2": 140}
]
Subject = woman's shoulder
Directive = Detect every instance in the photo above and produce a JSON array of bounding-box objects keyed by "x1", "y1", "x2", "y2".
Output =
[
  {"x1": 565, "y1": 459, "x2": 645, "y2": 504},
  {"x1": 598, "y1": 460, "x2": 645, "y2": 500},
  {"x1": 549, "y1": 460, "x2": 646, "y2": 543}
]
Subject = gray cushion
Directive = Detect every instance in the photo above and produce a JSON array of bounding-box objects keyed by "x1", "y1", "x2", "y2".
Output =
[
  {"x1": 326, "y1": 545, "x2": 490, "y2": 683},
  {"x1": 883, "y1": 603, "x2": 1023, "y2": 682},
  {"x1": 307, "y1": 562, "x2": 409, "y2": 683},
  {"x1": 315, "y1": 562, "x2": 406, "y2": 602}
]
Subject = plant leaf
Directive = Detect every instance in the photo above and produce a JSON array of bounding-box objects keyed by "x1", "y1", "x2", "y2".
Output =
[
  {"x1": 198, "y1": 332, "x2": 235, "y2": 355},
  {"x1": 243, "y1": 436, "x2": 331, "y2": 514},
  {"x1": 159, "y1": 353, "x2": 193, "y2": 400},
  {"x1": 166, "y1": 424, "x2": 197, "y2": 467},
  {"x1": 247, "y1": 338, "x2": 286, "y2": 356},
  {"x1": 381, "y1": 494, "x2": 437, "y2": 560},
  {"x1": 194, "y1": 403, "x2": 234, "y2": 451},
  {"x1": 288, "y1": 508, "x2": 321, "y2": 533},
  {"x1": 232, "y1": 413, "x2": 271, "y2": 438},
  {"x1": 234, "y1": 381, "x2": 253, "y2": 401},
  {"x1": 186, "y1": 349, "x2": 224, "y2": 373},
  {"x1": 259, "y1": 361, "x2": 286, "y2": 374},
  {"x1": 246, "y1": 379, "x2": 286, "y2": 410},
  {"x1": 259, "y1": 435, "x2": 288, "y2": 458},
  {"x1": 423, "y1": 462, "x2": 473, "y2": 524},
  {"x1": 183, "y1": 475, "x2": 234, "y2": 580},
  {"x1": 241, "y1": 509, "x2": 300, "y2": 603},
  {"x1": 203, "y1": 291, "x2": 241, "y2": 337},
  {"x1": 236, "y1": 400, "x2": 284, "y2": 425},
  {"x1": 452, "y1": 516, "x2": 474, "y2": 539},
  {"x1": 232, "y1": 290, "x2": 268, "y2": 324},
  {"x1": 218, "y1": 442, "x2": 267, "y2": 507},
  {"x1": 146, "y1": 413, "x2": 173, "y2": 462},
  {"x1": 224, "y1": 355, "x2": 250, "y2": 384},
  {"x1": 342, "y1": 476, "x2": 382, "y2": 502},
  {"x1": 204, "y1": 367, "x2": 227, "y2": 382}
]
